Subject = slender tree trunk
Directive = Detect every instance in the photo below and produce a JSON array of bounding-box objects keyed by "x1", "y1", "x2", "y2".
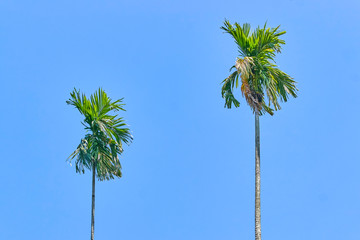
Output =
[
  {"x1": 255, "y1": 112, "x2": 261, "y2": 240},
  {"x1": 91, "y1": 164, "x2": 96, "y2": 240}
]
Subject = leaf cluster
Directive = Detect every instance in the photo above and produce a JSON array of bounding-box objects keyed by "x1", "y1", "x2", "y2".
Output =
[
  {"x1": 221, "y1": 20, "x2": 298, "y2": 115},
  {"x1": 67, "y1": 88, "x2": 133, "y2": 181}
]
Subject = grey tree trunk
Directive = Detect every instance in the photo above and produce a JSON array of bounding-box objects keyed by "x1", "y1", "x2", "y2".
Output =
[
  {"x1": 255, "y1": 112, "x2": 261, "y2": 240},
  {"x1": 91, "y1": 164, "x2": 96, "y2": 240}
]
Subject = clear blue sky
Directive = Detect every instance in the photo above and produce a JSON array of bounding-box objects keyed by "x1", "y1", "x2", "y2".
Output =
[{"x1": 0, "y1": 0, "x2": 359, "y2": 239}]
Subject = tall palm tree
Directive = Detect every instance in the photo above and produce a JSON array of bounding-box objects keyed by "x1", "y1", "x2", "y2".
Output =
[
  {"x1": 67, "y1": 88, "x2": 133, "y2": 240},
  {"x1": 220, "y1": 20, "x2": 297, "y2": 240}
]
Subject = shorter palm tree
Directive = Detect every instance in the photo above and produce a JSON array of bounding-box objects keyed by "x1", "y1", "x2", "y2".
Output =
[{"x1": 67, "y1": 88, "x2": 133, "y2": 240}]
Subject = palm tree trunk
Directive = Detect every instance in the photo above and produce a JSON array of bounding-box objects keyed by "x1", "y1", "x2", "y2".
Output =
[
  {"x1": 91, "y1": 164, "x2": 96, "y2": 240},
  {"x1": 255, "y1": 112, "x2": 261, "y2": 240}
]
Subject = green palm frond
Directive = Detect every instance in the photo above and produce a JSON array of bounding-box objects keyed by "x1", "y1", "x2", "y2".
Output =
[
  {"x1": 221, "y1": 20, "x2": 297, "y2": 115},
  {"x1": 221, "y1": 20, "x2": 252, "y2": 57},
  {"x1": 221, "y1": 71, "x2": 240, "y2": 108},
  {"x1": 67, "y1": 88, "x2": 133, "y2": 181},
  {"x1": 68, "y1": 135, "x2": 93, "y2": 174}
]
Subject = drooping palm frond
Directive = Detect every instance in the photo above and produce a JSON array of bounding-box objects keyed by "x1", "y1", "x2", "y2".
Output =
[
  {"x1": 68, "y1": 134, "x2": 93, "y2": 174},
  {"x1": 221, "y1": 70, "x2": 240, "y2": 108},
  {"x1": 221, "y1": 20, "x2": 297, "y2": 115},
  {"x1": 67, "y1": 88, "x2": 133, "y2": 180}
]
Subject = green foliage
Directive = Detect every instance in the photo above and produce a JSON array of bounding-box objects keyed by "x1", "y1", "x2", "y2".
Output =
[
  {"x1": 67, "y1": 88, "x2": 133, "y2": 181},
  {"x1": 221, "y1": 20, "x2": 298, "y2": 115}
]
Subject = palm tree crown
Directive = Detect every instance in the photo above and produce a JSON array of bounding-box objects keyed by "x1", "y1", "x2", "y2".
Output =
[
  {"x1": 67, "y1": 88, "x2": 133, "y2": 180},
  {"x1": 221, "y1": 20, "x2": 298, "y2": 115}
]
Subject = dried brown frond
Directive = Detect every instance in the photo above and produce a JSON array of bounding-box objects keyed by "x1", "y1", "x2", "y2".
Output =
[
  {"x1": 240, "y1": 76, "x2": 263, "y2": 114},
  {"x1": 235, "y1": 57, "x2": 254, "y2": 80}
]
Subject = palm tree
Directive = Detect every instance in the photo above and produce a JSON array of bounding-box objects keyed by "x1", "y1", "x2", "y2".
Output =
[
  {"x1": 67, "y1": 88, "x2": 133, "y2": 240},
  {"x1": 220, "y1": 20, "x2": 297, "y2": 240}
]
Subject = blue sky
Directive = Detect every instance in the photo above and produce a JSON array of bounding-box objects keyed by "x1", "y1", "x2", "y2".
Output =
[{"x1": 0, "y1": 0, "x2": 359, "y2": 239}]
